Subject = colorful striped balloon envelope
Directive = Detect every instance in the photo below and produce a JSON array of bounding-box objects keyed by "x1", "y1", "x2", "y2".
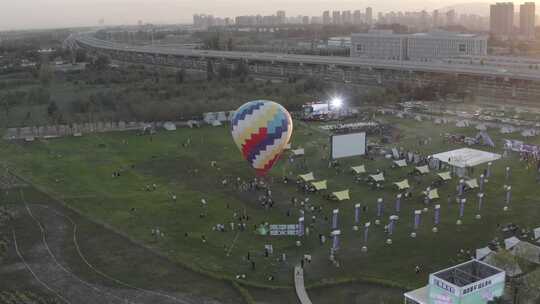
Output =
[{"x1": 231, "y1": 100, "x2": 293, "y2": 176}]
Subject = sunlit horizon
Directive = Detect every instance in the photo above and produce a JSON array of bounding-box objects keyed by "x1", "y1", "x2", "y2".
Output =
[{"x1": 0, "y1": 0, "x2": 515, "y2": 31}]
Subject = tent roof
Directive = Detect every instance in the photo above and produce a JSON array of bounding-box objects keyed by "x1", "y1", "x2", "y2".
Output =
[
  {"x1": 332, "y1": 190, "x2": 350, "y2": 201},
  {"x1": 437, "y1": 172, "x2": 452, "y2": 181},
  {"x1": 476, "y1": 124, "x2": 487, "y2": 131},
  {"x1": 534, "y1": 227, "x2": 540, "y2": 240},
  {"x1": 415, "y1": 165, "x2": 429, "y2": 174},
  {"x1": 476, "y1": 247, "x2": 493, "y2": 260},
  {"x1": 427, "y1": 189, "x2": 439, "y2": 200},
  {"x1": 505, "y1": 236, "x2": 521, "y2": 250},
  {"x1": 456, "y1": 120, "x2": 470, "y2": 127},
  {"x1": 465, "y1": 179, "x2": 479, "y2": 189},
  {"x1": 298, "y1": 172, "x2": 315, "y2": 182},
  {"x1": 431, "y1": 148, "x2": 501, "y2": 168},
  {"x1": 369, "y1": 173, "x2": 385, "y2": 182},
  {"x1": 311, "y1": 180, "x2": 327, "y2": 191},
  {"x1": 351, "y1": 165, "x2": 366, "y2": 174},
  {"x1": 292, "y1": 148, "x2": 305, "y2": 156},
  {"x1": 394, "y1": 159, "x2": 407, "y2": 167},
  {"x1": 484, "y1": 251, "x2": 523, "y2": 277},
  {"x1": 163, "y1": 122, "x2": 176, "y2": 131},
  {"x1": 511, "y1": 241, "x2": 540, "y2": 264},
  {"x1": 394, "y1": 179, "x2": 410, "y2": 190}
]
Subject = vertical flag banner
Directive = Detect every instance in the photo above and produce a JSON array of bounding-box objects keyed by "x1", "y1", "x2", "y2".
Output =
[{"x1": 434, "y1": 205, "x2": 441, "y2": 225}]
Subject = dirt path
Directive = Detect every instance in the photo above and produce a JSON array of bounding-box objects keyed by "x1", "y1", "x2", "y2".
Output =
[{"x1": 0, "y1": 188, "x2": 244, "y2": 304}]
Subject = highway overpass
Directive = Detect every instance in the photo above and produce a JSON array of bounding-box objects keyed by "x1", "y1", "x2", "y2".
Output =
[{"x1": 73, "y1": 34, "x2": 540, "y2": 101}]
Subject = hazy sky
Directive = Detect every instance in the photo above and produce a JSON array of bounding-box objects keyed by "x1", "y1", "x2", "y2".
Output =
[{"x1": 0, "y1": 0, "x2": 503, "y2": 31}]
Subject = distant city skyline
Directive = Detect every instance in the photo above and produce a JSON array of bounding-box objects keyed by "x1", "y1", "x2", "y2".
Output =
[{"x1": 0, "y1": 0, "x2": 525, "y2": 31}]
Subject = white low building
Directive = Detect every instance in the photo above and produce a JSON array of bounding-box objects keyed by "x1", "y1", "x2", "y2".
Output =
[
  {"x1": 407, "y1": 31, "x2": 487, "y2": 61},
  {"x1": 350, "y1": 30, "x2": 407, "y2": 60},
  {"x1": 350, "y1": 30, "x2": 487, "y2": 61},
  {"x1": 431, "y1": 148, "x2": 501, "y2": 177}
]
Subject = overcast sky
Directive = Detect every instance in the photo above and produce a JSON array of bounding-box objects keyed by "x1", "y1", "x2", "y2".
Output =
[{"x1": 0, "y1": 0, "x2": 503, "y2": 31}]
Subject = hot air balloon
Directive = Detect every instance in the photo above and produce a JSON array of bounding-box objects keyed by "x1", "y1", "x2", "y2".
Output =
[{"x1": 231, "y1": 100, "x2": 293, "y2": 176}]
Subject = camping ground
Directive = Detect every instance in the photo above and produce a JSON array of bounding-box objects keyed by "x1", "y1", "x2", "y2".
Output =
[{"x1": 1, "y1": 111, "x2": 540, "y2": 303}]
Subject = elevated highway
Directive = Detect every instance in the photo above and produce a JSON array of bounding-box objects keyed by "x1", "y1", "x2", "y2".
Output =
[
  {"x1": 74, "y1": 35, "x2": 540, "y2": 82},
  {"x1": 72, "y1": 34, "x2": 540, "y2": 101}
]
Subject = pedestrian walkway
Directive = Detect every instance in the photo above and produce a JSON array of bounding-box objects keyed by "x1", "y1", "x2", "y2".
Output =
[{"x1": 294, "y1": 266, "x2": 312, "y2": 304}]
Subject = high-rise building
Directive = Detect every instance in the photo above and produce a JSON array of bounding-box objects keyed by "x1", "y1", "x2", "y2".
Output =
[
  {"x1": 353, "y1": 10, "x2": 362, "y2": 25},
  {"x1": 366, "y1": 7, "x2": 373, "y2": 25},
  {"x1": 323, "y1": 11, "x2": 331, "y2": 25},
  {"x1": 302, "y1": 16, "x2": 310, "y2": 25},
  {"x1": 276, "y1": 10, "x2": 286, "y2": 24},
  {"x1": 446, "y1": 9, "x2": 456, "y2": 26},
  {"x1": 520, "y1": 2, "x2": 536, "y2": 40},
  {"x1": 332, "y1": 11, "x2": 342, "y2": 25},
  {"x1": 432, "y1": 10, "x2": 440, "y2": 28},
  {"x1": 342, "y1": 10, "x2": 352, "y2": 24},
  {"x1": 490, "y1": 2, "x2": 514, "y2": 38}
]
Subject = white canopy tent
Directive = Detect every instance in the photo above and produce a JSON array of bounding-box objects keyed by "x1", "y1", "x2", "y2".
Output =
[
  {"x1": 476, "y1": 247, "x2": 493, "y2": 260},
  {"x1": 369, "y1": 173, "x2": 385, "y2": 182},
  {"x1": 393, "y1": 159, "x2": 407, "y2": 168},
  {"x1": 351, "y1": 165, "x2": 366, "y2": 174},
  {"x1": 415, "y1": 165, "x2": 429, "y2": 175},
  {"x1": 163, "y1": 122, "x2": 176, "y2": 131},
  {"x1": 437, "y1": 172, "x2": 452, "y2": 181},
  {"x1": 500, "y1": 125, "x2": 516, "y2": 134},
  {"x1": 394, "y1": 179, "x2": 410, "y2": 190},
  {"x1": 298, "y1": 172, "x2": 315, "y2": 182},
  {"x1": 510, "y1": 241, "x2": 540, "y2": 264},
  {"x1": 522, "y1": 129, "x2": 538, "y2": 137},
  {"x1": 476, "y1": 124, "x2": 487, "y2": 131},
  {"x1": 505, "y1": 236, "x2": 521, "y2": 250},
  {"x1": 431, "y1": 148, "x2": 501, "y2": 169},
  {"x1": 465, "y1": 179, "x2": 479, "y2": 189},
  {"x1": 534, "y1": 227, "x2": 540, "y2": 241},
  {"x1": 292, "y1": 148, "x2": 305, "y2": 156},
  {"x1": 456, "y1": 120, "x2": 470, "y2": 128}
]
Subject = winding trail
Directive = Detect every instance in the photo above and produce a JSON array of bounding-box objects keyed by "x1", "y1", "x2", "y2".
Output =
[
  {"x1": 27, "y1": 202, "x2": 197, "y2": 304},
  {"x1": 11, "y1": 229, "x2": 72, "y2": 304}
]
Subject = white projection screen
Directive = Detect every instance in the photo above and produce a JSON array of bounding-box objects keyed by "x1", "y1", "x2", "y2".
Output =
[{"x1": 331, "y1": 132, "x2": 366, "y2": 159}]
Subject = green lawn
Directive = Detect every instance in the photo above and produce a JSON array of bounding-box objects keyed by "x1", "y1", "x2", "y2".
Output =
[{"x1": 1, "y1": 115, "x2": 539, "y2": 291}]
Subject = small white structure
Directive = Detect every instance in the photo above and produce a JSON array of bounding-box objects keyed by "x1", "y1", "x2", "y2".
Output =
[
  {"x1": 393, "y1": 159, "x2": 407, "y2": 168},
  {"x1": 534, "y1": 227, "x2": 540, "y2": 241},
  {"x1": 163, "y1": 122, "x2": 176, "y2": 131},
  {"x1": 456, "y1": 120, "x2": 470, "y2": 128},
  {"x1": 292, "y1": 148, "x2": 305, "y2": 156},
  {"x1": 476, "y1": 247, "x2": 493, "y2": 260},
  {"x1": 431, "y1": 148, "x2": 501, "y2": 177},
  {"x1": 500, "y1": 125, "x2": 516, "y2": 134},
  {"x1": 475, "y1": 124, "x2": 487, "y2": 131},
  {"x1": 505, "y1": 236, "x2": 521, "y2": 250},
  {"x1": 521, "y1": 129, "x2": 538, "y2": 137}
]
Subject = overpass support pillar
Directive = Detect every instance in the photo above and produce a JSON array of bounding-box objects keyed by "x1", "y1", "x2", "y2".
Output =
[{"x1": 512, "y1": 83, "x2": 516, "y2": 98}]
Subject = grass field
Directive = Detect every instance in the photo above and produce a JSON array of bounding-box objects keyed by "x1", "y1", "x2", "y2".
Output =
[{"x1": 1, "y1": 113, "x2": 539, "y2": 294}]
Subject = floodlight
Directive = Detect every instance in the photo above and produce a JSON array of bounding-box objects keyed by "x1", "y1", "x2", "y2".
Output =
[{"x1": 330, "y1": 98, "x2": 343, "y2": 108}]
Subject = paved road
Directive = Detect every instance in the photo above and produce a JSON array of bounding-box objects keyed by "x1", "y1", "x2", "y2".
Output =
[
  {"x1": 73, "y1": 35, "x2": 540, "y2": 82},
  {"x1": 294, "y1": 266, "x2": 313, "y2": 304}
]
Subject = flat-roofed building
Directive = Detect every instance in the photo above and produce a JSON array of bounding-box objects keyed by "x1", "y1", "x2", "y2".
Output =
[
  {"x1": 350, "y1": 30, "x2": 407, "y2": 60},
  {"x1": 350, "y1": 30, "x2": 487, "y2": 61},
  {"x1": 407, "y1": 31, "x2": 487, "y2": 61},
  {"x1": 405, "y1": 260, "x2": 505, "y2": 304}
]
